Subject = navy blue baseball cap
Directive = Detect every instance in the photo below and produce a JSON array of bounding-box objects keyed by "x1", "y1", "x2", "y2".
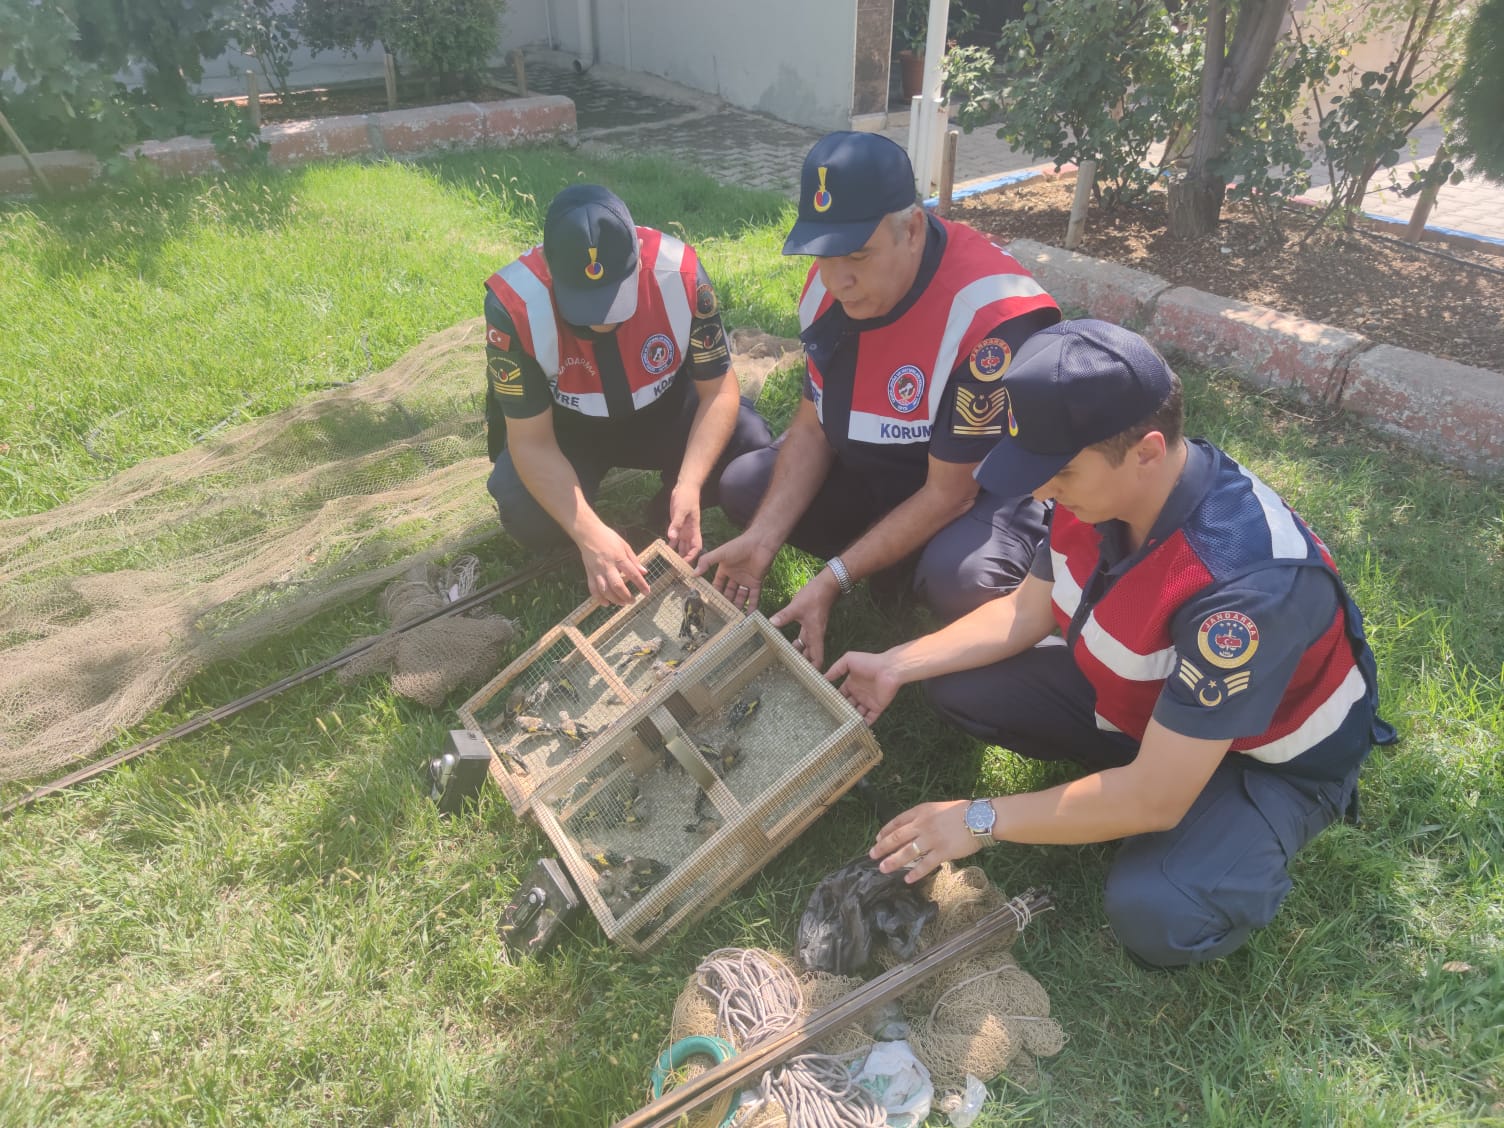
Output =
[
  {"x1": 782, "y1": 131, "x2": 920, "y2": 256},
  {"x1": 543, "y1": 184, "x2": 640, "y2": 326},
  {"x1": 975, "y1": 320, "x2": 1175, "y2": 495}
]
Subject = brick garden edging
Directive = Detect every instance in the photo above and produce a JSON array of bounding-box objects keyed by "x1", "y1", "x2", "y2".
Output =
[
  {"x1": 0, "y1": 95, "x2": 576, "y2": 197},
  {"x1": 1006, "y1": 237, "x2": 1504, "y2": 479}
]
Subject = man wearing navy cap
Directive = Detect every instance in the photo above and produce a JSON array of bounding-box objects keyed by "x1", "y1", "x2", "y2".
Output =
[
  {"x1": 828, "y1": 320, "x2": 1394, "y2": 968},
  {"x1": 698, "y1": 132, "x2": 1060, "y2": 667},
  {"x1": 483, "y1": 184, "x2": 772, "y2": 603}
]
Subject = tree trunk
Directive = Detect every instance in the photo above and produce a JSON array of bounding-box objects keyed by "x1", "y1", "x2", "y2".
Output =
[
  {"x1": 1167, "y1": 0, "x2": 1286, "y2": 237},
  {"x1": 1167, "y1": 174, "x2": 1225, "y2": 238}
]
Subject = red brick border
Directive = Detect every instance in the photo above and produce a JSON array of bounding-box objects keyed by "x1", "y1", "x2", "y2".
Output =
[{"x1": 0, "y1": 94, "x2": 576, "y2": 197}]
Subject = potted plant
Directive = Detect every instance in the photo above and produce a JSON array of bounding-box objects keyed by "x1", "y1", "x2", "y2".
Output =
[{"x1": 894, "y1": 1, "x2": 979, "y2": 101}]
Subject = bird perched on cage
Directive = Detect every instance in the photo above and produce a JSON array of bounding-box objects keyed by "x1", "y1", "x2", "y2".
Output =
[
  {"x1": 514, "y1": 714, "x2": 555, "y2": 737},
  {"x1": 615, "y1": 637, "x2": 665, "y2": 671},
  {"x1": 679, "y1": 594, "x2": 707, "y2": 642},
  {"x1": 729, "y1": 694, "x2": 761, "y2": 730},
  {"x1": 699, "y1": 740, "x2": 741, "y2": 779},
  {"x1": 684, "y1": 790, "x2": 723, "y2": 837},
  {"x1": 555, "y1": 713, "x2": 594, "y2": 744},
  {"x1": 649, "y1": 658, "x2": 683, "y2": 683},
  {"x1": 622, "y1": 791, "x2": 652, "y2": 828}
]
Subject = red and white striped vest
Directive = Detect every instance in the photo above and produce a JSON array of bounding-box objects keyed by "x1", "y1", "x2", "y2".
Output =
[
  {"x1": 797, "y1": 218, "x2": 1058, "y2": 448},
  {"x1": 485, "y1": 227, "x2": 699, "y2": 418},
  {"x1": 1049, "y1": 445, "x2": 1378, "y2": 778}
]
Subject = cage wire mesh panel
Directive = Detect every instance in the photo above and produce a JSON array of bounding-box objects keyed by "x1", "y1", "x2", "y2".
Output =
[
  {"x1": 0, "y1": 320, "x2": 498, "y2": 783},
  {"x1": 461, "y1": 540, "x2": 742, "y2": 814},
  {"x1": 533, "y1": 614, "x2": 882, "y2": 953}
]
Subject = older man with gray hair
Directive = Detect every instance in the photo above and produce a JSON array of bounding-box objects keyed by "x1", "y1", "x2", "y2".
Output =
[{"x1": 701, "y1": 131, "x2": 1061, "y2": 668}]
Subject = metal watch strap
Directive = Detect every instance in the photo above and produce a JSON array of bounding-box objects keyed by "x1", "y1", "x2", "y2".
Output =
[{"x1": 826, "y1": 555, "x2": 854, "y2": 596}]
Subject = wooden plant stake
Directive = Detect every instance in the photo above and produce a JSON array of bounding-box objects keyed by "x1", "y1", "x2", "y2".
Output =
[
  {"x1": 937, "y1": 129, "x2": 959, "y2": 218},
  {"x1": 1404, "y1": 144, "x2": 1448, "y2": 244},
  {"x1": 245, "y1": 70, "x2": 261, "y2": 131},
  {"x1": 384, "y1": 53, "x2": 399, "y2": 110},
  {"x1": 0, "y1": 109, "x2": 51, "y2": 195},
  {"x1": 1064, "y1": 159, "x2": 1096, "y2": 250},
  {"x1": 512, "y1": 49, "x2": 529, "y2": 96}
]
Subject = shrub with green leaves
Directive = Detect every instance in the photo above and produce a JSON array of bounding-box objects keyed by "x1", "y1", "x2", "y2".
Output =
[
  {"x1": 986, "y1": 0, "x2": 1200, "y2": 207},
  {"x1": 296, "y1": 0, "x2": 505, "y2": 94}
]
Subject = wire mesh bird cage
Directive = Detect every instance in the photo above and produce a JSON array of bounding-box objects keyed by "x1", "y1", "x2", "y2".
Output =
[
  {"x1": 531, "y1": 613, "x2": 883, "y2": 953},
  {"x1": 459, "y1": 540, "x2": 741, "y2": 815}
]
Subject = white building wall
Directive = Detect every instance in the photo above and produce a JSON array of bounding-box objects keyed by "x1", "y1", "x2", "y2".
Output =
[{"x1": 512, "y1": 0, "x2": 858, "y2": 132}]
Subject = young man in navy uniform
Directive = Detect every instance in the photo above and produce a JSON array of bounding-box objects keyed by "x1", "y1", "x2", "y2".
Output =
[
  {"x1": 484, "y1": 184, "x2": 771, "y2": 604},
  {"x1": 699, "y1": 132, "x2": 1061, "y2": 668},
  {"x1": 829, "y1": 320, "x2": 1394, "y2": 968}
]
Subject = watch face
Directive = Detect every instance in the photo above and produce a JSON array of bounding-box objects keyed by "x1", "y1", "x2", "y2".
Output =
[{"x1": 965, "y1": 799, "x2": 994, "y2": 835}]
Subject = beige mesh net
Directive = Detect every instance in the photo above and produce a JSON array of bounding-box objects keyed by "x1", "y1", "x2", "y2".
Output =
[{"x1": 0, "y1": 323, "x2": 799, "y2": 786}]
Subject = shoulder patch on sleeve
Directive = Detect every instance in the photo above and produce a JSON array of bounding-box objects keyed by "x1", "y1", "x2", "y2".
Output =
[
  {"x1": 968, "y1": 337, "x2": 1012, "y2": 382},
  {"x1": 1196, "y1": 611, "x2": 1260, "y2": 669},
  {"x1": 694, "y1": 281, "x2": 719, "y2": 318},
  {"x1": 1175, "y1": 656, "x2": 1253, "y2": 708},
  {"x1": 488, "y1": 355, "x2": 525, "y2": 398},
  {"x1": 487, "y1": 325, "x2": 513, "y2": 351}
]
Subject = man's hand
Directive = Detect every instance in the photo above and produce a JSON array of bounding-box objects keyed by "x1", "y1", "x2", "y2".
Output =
[
  {"x1": 665, "y1": 483, "x2": 703, "y2": 564},
  {"x1": 870, "y1": 800, "x2": 985, "y2": 884},
  {"x1": 825, "y1": 648, "x2": 904, "y2": 724},
  {"x1": 579, "y1": 527, "x2": 651, "y2": 606},
  {"x1": 769, "y1": 569, "x2": 840, "y2": 670},
  {"x1": 696, "y1": 530, "x2": 778, "y2": 611}
]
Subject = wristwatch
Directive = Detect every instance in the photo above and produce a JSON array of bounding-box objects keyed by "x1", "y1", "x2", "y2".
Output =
[{"x1": 964, "y1": 798, "x2": 998, "y2": 842}]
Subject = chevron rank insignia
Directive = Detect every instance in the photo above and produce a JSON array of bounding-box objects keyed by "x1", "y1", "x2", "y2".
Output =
[
  {"x1": 1175, "y1": 656, "x2": 1252, "y2": 709},
  {"x1": 489, "y1": 355, "x2": 525, "y2": 398},
  {"x1": 953, "y1": 385, "x2": 1006, "y2": 436}
]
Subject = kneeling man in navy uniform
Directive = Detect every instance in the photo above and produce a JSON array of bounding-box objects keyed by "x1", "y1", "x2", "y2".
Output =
[{"x1": 830, "y1": 320, "x2": 1394, "y2": 968}]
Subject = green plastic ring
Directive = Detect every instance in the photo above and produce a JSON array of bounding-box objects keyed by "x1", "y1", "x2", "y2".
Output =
[{"x1": 649, "y1": 1035, "x2": 739, "y2": 1128}]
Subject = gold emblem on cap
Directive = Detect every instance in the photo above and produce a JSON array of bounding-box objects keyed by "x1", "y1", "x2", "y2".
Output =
[
  {"x1": 812, "y1": 166, "x2": 833, "y2": 214},
  {"x1": 585, "y1": 246, "x2": 605, "y2": 281}
]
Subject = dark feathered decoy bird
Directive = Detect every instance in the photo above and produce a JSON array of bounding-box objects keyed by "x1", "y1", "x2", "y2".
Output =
[
  {"x1": 679, "y1": 593, "x2": 707, "y2": 641},
  {"x1": 728, "y1": 694, "x2": 760, "y2": 730},
  {"x1": 795, "y1": 856, "x2": 939, "y2": 974}
]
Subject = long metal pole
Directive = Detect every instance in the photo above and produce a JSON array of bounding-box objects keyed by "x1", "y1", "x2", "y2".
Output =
[{"x1": 2, "y1": 549, "x2": 569, "y2": 818}]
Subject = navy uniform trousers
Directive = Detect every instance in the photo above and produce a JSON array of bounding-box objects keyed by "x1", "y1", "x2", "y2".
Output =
[
  {"x1": 718, "y1": 437, "x2": 1049, "y2": 620},
  {"x1": 927, "y1": 644, "x2": 1361, "y2": 967},
  {"x1": 487, "y1": 393, "x2": 772, "y2": 551}
]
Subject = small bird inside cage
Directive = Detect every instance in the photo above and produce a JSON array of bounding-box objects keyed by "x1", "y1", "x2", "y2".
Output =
[
  {"x1": 549, "y1": 669, "x2": 580, "y2": 701},
  {"x1": 684, "y1": 789, "x2": 722, "y2": 837},
  {"x1": 555, "y1": 713, "x2": 593, "y2": 744},
  {"x1": 615, "y1": 636, "x2": 665, "y2": 671},
  {"x1": 516, "y1": 678, "x2": 555, "y2": 715},
  {"x1": 729, "y1": 694, "x2": 761, "y2": 730},
  {"x1": 649, "y1": 658, "x2": 683, "y2": 683},
  {"x1": 699, "y1": 740, "x2": 741, "y2": 779},
  {"x1": 622, "y1": 790, "x2": 652, "y2": 828},
  {"x1": 679, "y1": 594, "x2": 706, "y2": 642},
  {"x1": 514, "y1": 714, "x2": 555, "y2": 737}
]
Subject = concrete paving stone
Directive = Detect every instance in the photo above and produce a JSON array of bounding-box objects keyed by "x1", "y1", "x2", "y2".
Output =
[
  {"x1": 263, "y1": 116, "x2": 375, "y2": 165},
  {"x1": 1340, "y1": 346, "x2": 1504, "y2": 477},
  {"x1": 1146, "y1": 287, "x2": 1369, "y2": 405},
  {"x1": 134, "y1": 136, "x2": 220, "y2": 177},
  {"x1": 375, "y1": 103, "x2": 485, "y2": 153},
  {"x1": 0, "y1": 150, "x2": 100, "y2": 195},
  {"x1": 479, "y1": 96, "x2": 577, "y2": 144},
  {"x1": 1007, "y1": 238, "x2": 1173, "y2": 329}
]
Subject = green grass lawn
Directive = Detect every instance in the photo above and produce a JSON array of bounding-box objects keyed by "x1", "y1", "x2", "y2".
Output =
[{"x1": 1, "y1": 150, "x2": 1502, "y2": 1127}]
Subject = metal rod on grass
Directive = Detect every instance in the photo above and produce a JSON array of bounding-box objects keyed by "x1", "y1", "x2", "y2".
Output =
[{"x1": 0, "y1": 108, "x2": 51, "y2": 195}]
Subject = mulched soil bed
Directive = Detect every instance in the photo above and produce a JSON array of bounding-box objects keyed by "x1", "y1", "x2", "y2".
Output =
[
  {"x1": 961, "y1": 177, "x2": 1504, "y2": 372},
  {"x1": 223, "y1": 77, "x2": 516, "y2": 125}
]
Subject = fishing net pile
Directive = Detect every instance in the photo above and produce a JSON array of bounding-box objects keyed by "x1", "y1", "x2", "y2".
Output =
[
  {"x1": 0, "y1": 324, "x2": 797, "y2": 784},
  {"x1": 667, "y1": 864, "x2": 1065, "y2": 1126}
]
